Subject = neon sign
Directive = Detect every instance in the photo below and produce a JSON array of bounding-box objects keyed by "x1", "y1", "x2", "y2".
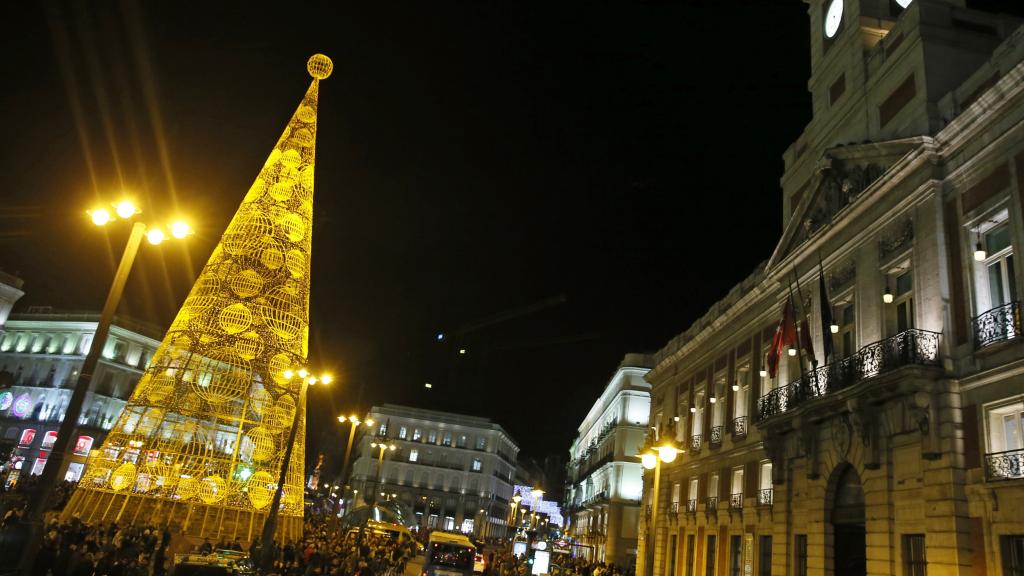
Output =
[
  {"x1": 12, "y1": 394, "x2": 33, "y2": 418},
  {"x1": 0, "y1": 392, "x2": 13, "y2": 411}
]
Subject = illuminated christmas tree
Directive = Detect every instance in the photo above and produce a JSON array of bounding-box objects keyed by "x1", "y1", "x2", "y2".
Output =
[{"x1": 61, "y1": 55, "x2": 333, "y2": 543}]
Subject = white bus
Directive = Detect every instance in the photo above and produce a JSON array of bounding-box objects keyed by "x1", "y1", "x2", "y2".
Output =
[{"x1": 423, "y1": 532, "x2": 476, "y2": 576}]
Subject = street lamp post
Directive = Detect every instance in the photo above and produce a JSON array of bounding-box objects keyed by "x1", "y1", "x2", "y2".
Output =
[
  {"x1": 19, "y1": 202, "x2": 190, "y2": 573},
  {"x1": 639, "y1": 441, "x2": 680, "y2": 576},
  {"x1": 508, "y1": 490, "x2": 522, "y2": 546},
  {"x1": 259, "y1": 368, "x2": 331, "y2": 570},
  {"x1": 337, "y1": 414, "x2": 374, "y2": 514},
  {"x1": 369, "y1": 439, "x2": 396, "y2": 499}
]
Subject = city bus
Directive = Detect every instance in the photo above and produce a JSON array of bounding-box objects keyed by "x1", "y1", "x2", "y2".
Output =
[{"x1": 422, "y1": 532, "x2": 476, "y2": 576}]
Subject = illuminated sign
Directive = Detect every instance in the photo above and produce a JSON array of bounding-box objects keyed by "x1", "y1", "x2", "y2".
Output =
[
  {"x1": 0, "y1": 392, "x2": 13, "y2": 411},
  {"x1": 41, "y1": 431, "x2": 58, "y2": 449},
  {"x1": 18, "y1": 429, "x2": 36, "y2": 447},
  {"x1": 74, "y1": 436, "x2": 94, "y2": 456},
  {"x1": 513, "y1": 484, "x2": 564, "y2": 526},
  {"x1": 12, "y1": 394, "x2": 33, "y2": 418}
]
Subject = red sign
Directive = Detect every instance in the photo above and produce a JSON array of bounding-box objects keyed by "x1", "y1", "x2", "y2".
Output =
[
  {"x1": 41, "y1": 431, "x2": 58, "y2": 449},
  {"x1": 74, "y1": 436, "x2": 94, "y2": 456},
  {"x1": 18, "y1": 429, "x2": 36, "y2": 447}
]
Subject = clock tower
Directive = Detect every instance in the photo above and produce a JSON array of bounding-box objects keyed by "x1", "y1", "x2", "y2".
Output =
[{"x1": 779, "y1": 0, "x2": 1019, "y2": 225}]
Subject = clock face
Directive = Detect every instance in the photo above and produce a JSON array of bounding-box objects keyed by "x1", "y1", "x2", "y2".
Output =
[{"x1": 824, "y1": 0, "x2": 843, "y2": 38}]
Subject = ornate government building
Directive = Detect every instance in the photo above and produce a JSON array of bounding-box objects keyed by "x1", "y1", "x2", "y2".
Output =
[{"x1": 638, "y1": 1, "x2": 1024, "y2": 576}]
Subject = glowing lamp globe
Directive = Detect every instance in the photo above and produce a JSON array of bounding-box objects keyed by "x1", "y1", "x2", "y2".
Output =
[
  {"x1": 307, "y1": 54, "x2": 333, "y2": 80},
  {"x1": 658, "y1": 445, "x2": 679, "y2": 463},
  {"x1": 147, "y1": 227, "x2": 166, "y2": 245},
  {"x1": 91, "y1": 209, "x2": 112, "y2": 226},
  {"x1": 641, "y1": 452, "x2": 658, "y2": 470},
  {"x1": 830, "y1": 324, "x2": 840, "y2": 334},
  {"x1": 115, "y1": 200, "x2": 138, "y2": 219}
]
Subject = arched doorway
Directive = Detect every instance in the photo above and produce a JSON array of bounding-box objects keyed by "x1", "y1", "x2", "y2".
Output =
[{"x1": 828, "y1": 464, "x2": 866, "y2": 576}]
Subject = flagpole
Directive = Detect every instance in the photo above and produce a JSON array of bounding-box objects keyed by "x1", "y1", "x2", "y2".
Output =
[
  {"x1": 792, "y1": 269, "x2": 817, "y2": 369},
  {"x1": 787, "y1": 278, "x2": 808, "y2": 405}
]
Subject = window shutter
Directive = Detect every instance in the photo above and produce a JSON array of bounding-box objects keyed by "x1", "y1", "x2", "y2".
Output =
[
  {"x1": 745, "y1": 461, "x2": 758, "y2": 496},
  {"x1": 962, "y1": 404, "x2": 980, "y2": 469},
  {"x1": 721, "y1": 467, "x2": 731, "y2": 497}
]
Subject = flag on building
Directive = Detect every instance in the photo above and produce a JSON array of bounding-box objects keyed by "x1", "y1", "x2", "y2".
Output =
[{"x1": 767, "y1": 297, "x2": 796, "y2": 378}]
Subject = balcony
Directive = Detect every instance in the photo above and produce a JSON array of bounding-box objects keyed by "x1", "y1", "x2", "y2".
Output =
[
  {"x1": 685, "y1": 499, "x2": 697, "y2": 514},
  {"x1": 758, "y1": 328, "x2": 940, "y2": 420},
  {"x1": 985, "y1": 448, "x2": 1024, "y2": 481},
  {"x1": 710, "y1": 425, "x2": 724, "y2": 446},
  {"x1": 669, "y1": 502, "x2": 679, "y2": 514},
  {"x1": 729, "y1": 493, "x2": 743, "y2": 510},
  {"x1": 690, "y1": 434, "x2": 703, "y2": 452},
  {"x1": 974, "y1": 301, "x2": 1022, "y2": 349},
  {"x1": 757, "y1": 489, "x2": 773, "y2": 507},
  {"x1": 705, "y1": 497, "x2": 718, "y2": 513},
  {"x1": 732, "y1": 416, "x2": 747, "y2": 440}
]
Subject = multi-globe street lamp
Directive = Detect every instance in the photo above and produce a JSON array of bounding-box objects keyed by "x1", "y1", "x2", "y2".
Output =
[
  {"x1": 20, "y1": 200, "x2": 191, "y2": 571},
  {"x1": 259, "y1": 367, "x2": 332, "y2": 569},
  {"x1": 639, "y1": 439, "x2": 681, "y2": 576},
  {"x1": 336, "y1": 414, "x2": 374, "y2": 513},
  {"x1": 368, "y1": 439, "x2": 396, "y2": 500}
]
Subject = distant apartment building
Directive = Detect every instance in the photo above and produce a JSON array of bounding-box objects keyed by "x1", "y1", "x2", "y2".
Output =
[
  {"x1": 564, "y1": 354, "x2": 652, "y2": 567},
  {"x1": 0, "y1": 273, "x2": 162, "y2": 483},
  {"x1": 349, "y1": 404, "x2": 519, "y2": 539}
]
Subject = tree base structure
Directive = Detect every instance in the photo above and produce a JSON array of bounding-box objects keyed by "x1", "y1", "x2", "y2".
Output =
[{"x1": 61, "y1": 489, "x2": 302, "y2": 544}]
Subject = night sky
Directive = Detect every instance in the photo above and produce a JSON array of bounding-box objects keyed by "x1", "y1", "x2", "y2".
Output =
[{"x1": 2, "y1": 0, "x2": 1022, "y2": 475}]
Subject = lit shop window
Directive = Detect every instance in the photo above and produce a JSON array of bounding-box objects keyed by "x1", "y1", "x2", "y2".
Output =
[
  {"x1": 409, "y1": 449, "x2": 419, "y2": 463},
  {"x1": 41, "y1": 431, "x2": 58, "y2": 450}
]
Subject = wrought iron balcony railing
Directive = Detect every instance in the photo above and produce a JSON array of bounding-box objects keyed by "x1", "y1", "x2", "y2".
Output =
[
  {"x1": 729, "y1": 493, "x2": 743, "y2": 510},
  {"x1": 758, "y1": 328, "x2": 940, "y2": 420},
  {"x1": 686, "y1": 499, "x2": 697, "y2": 514},
  {"x1": 669, "y1": 502, "x2": 680, "y2": 514},
  {"x1": 691, "y1": 434, "x2": 703, "y2": 451},
  {"x1": 710, "y1": 425, "x2": 724, "y2": 445},
  {"x1": 973, "y1": 301, "x2": 1022, "y2": 349},
  {"x1": 705, "y1": 497, "x2": 718, "y2": 513},
  {"x1": 732, "y1": 416, "x2": 747, "y2": 439},
  {"x1": 757, "y1": 489, "x2": 773, "y2": 507},
  {"x1": 985, "y1": 448, "x2": 1024, "y2": 481}
]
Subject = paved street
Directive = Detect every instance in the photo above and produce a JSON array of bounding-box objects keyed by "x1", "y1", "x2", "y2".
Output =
[{"x1": 404, "y1": 554, "x2": 425, "y2": 576}]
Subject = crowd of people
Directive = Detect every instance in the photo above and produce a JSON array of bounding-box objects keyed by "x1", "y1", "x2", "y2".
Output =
[
  {"x1": 29, "y1": 517, "x2": 174, "y2": 576},
  {"x1": 258, "y1": 520, "x2": 420, "y2": 576},
  {"x1": 483, "y1": 551, "x2": 633, "y2": 576}
]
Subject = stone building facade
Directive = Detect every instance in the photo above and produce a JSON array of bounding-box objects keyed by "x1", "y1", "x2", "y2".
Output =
[
  {"x1": 638, "y1": 2, "x2": 1024, "y2": 576},
  {"x1": 0, "y1": 275, "x2": 162, "y2": 483},
  {"x1": 565, "y1": 354, "x2": 653, "y2": 567},
  {"x1": 349, "y1": 404, "x2": 519, "y2": 539}
]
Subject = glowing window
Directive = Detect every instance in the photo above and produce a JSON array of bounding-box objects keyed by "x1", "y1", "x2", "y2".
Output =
[
  {"x1": 41, "y1": 431, "x2": 58, "y2": 449},
  {"x1": 74, "y1": 436, "x2": 94, "y2": 455}
]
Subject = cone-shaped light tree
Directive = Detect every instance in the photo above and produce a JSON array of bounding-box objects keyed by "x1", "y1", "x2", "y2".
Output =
[{"x1": 61, "y1": 55, "x2": 333, "y2": 543}]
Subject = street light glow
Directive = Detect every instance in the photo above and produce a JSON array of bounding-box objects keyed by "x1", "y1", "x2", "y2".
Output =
[
  {"x1": 90, "y1": 209, "x2": 112, "y2": 226},
  {"x1": 146, "y1": 227, "x2": 166, "y2": 245},
  {"x1": 641, "y1": 452, "x2": 657, "y2": 470},
  {"x1": 320, "y1": 374, "x2": 333, "y2": 384},
  {"x1": 657, "y1": 445, "x2": 679, "y2": 463},
  {"x1": 298, "y1": 369, "x2": 309, "y2": 378},
  {"x1": 170, "y1": 220, "x2": 191, "y2": 238},
  {"x1": 283, "y1": 369, "x2": 294, "y2": 380},
  {"x1": 115, "y1": 200, "x2": 138, "y2": 219}
]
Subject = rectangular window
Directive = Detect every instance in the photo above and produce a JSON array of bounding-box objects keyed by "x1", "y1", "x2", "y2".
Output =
[
  {"x1": 758, "y1": 536, "x2": 772, "y2": 576},
  {"x1": 903, "y1": 534, "x2": 927, "y2": 576},
  {"x1": 734, "y1": 363, "x2": 750, "y2": 420},
  {"x1": 399, "y1": 427, "x2": 408, "y2": 440},
  {"x1": 708, "y1": 473, "x2": 718, "y2": 498},
  {"x1": 672, "y1": 482, "x2": 681, "y2": 505},
  {"x1": 712, "y1": 372, "x2": 726, "y2": 426},
  {"x1": 886, "y1": 269, "x2": 915, "y2": 335},
  {"x1": 409, "y1": 449, "x2": 419, "y2": 463},
  {"x1": 476, "y1": 436, "x2": 487, "y2": 450},
  {"x1": 668, "y1": 535, "x2": 678, "y2": 576},
  {"x1": 834, "y1": 300, "x2": 856, "y2": 359},
  {"x1": 457, "y1": 435, "x2": 467, "y2": 448},
  {"x1": 442, "y1": 432, "x2": 452, "y2": 446},
  {"x1": 985, "y1": 400, "x2": 1024, "y2": 475},
  {"x1": 795, "y1": 535, "x2": 807, "y2": 576},
  {"x1": 693, "y1": 386, "x2": 705, "y2": 439},
  {"x1": 1001, "y1": 535, "x2": 1024, "y2": 576},
  {"x1": 472, "y1": 458, "x2": 482, "y2": 471},
  {"x1": 706, "y1": 535, "x2": 717, "y2": 576},
  {"x1": 974, "y1": 218, "x2": 1018, "y2": 318},
  {"x1": 730, "y1": 535, "x2": 742, "y2": 576},
  {"x1": 428, "y1": 430, "x2": 437, "y2": 444},
  {"x1": 686, "y1": 535, "x2": 696, "y2": 576},
  {"x1": 689, "y1": 477, "x2": 700, "y2": 500},
  {"x1": 731, "y1": 466, "x2": 744, "y2": 508},
  {"x1": 378, "y1": 423, "x2": 388, "y2": 436},
  {"x1": 413, "y1": 429, "x2": 422, "y2": 442}
]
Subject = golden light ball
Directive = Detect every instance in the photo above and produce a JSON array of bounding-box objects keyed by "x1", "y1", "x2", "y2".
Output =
[
  {"x1": 307, "y1": 54, "x2": 333, "y2": 80},
  {"x1": 109, "y1": 462, "x2": 138, "y2": 491}
]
